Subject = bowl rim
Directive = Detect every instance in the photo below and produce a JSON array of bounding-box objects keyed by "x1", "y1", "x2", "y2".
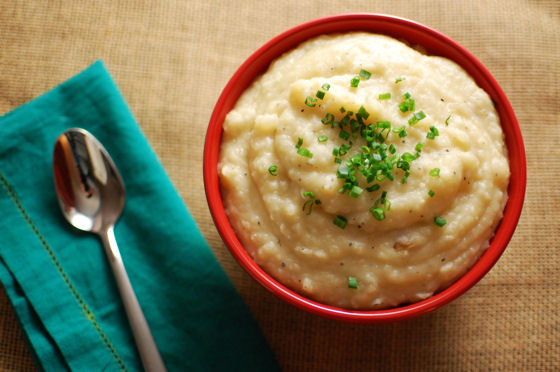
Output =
[{"x1": 203, "y1": 13, "x2": 526, "y2": 322}]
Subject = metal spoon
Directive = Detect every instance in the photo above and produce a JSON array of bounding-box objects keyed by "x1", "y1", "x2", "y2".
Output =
[{"x1": 53, "y1": 128, "x2": 166, "y2": 372}]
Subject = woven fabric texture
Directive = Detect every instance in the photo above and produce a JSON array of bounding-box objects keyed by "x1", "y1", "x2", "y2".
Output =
[{"x1": 0, "y1": 1, "x2": 558, "y2": 370}]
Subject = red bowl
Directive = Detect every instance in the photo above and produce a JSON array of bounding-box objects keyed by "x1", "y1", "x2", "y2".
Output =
[{"x1": 203, "y1": 14, "x2": 526, "y2": 322}]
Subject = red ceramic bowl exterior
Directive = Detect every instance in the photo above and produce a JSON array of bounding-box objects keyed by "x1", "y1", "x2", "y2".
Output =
[{"x1": 203, "y1": 14, "x2": 526, "y2": 322}]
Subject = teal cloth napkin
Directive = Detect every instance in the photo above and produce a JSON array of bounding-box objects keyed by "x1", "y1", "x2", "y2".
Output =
[{"x1": 0, "y1": 61, "x2": 279, "y2": 371}]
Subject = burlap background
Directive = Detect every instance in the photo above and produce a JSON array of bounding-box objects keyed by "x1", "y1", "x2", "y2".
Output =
[{"x1": 0, "y1": 1, "x2": 558, "y2": 371}]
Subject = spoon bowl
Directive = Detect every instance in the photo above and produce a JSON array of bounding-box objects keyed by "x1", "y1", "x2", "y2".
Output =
[
  {"x1": 53, "y1": 128, "x2": 125, "y2": 232},
  {"x1": 53, "y1": 128, "x2": 166, "y2": 371}
]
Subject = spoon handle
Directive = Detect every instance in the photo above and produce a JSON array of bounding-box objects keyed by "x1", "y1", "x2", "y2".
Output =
[{"x1": 101, "y1": 226, "x2": 167, "y2": 372}]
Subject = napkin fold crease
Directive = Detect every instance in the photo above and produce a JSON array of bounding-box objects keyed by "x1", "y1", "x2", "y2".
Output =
[{"x1": 0, "y1": 61, "x2": 278, "y2": 372}]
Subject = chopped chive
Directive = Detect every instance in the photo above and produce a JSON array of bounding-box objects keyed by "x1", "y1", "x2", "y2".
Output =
[
  {"x1": 399, "y1": 93, "x2": 415, "y2": 113},
  {"x1": 333, "y1": 215, "x2": 348, "y2": 229},
  {"x1": 316, "y1": 90, "x2": 325, "y2": 100},
  {"x1": 339, "y1": 129, "x2": 350, "y2": 141},
  {"x1": 302, "y1": 199, "x2": 314, "y2": 215},
  {"x1": 349, "y1": 185, "x2": 363, "y2": 198},
  {"x1": 401, "y1": 170, "x2": 411, "y2": 184},
  {"x1": 434, "y1": 216, "x2": 447, "y2": 227},
  {"x1": 297, "y1": 148, "x2": 313, "y2": 158},
  {"x1": 378, "y1": 92, "x2": 391, "y2": 100},
  {"x1": 303, "y1": 191, "x2": 315, "y2": 198},
  {"x1": 370, "y1": 207, "x2": 385, "y2": 221},
  {"x1": 370, "y1": 183, "x2": 382, "y2": 191},
  {"x1": 296, "y1": 137, "x2": 303, "y2": 149},
  {"x1": 377, "y1": 121, "x2": 391, "y2": 129},
  {"x1": 336, "y1": 167, "x2": 351, "y2": 178},
  {"x1": 392, "y1": 126, "x2": 407, "y2": 138},
  {"x1": 350, "y1": 76, "x2": 360, "y2": 87},
  {"x1": 339, "y1": 106, "x2": 346, "y2": 113},
  {"x1": 401, "y1": 152, "x2": 416, "y2": 162},
  {"x1": 430, "y1": 168, "x2": 440, "y2": 177},
  {"x1": 428, "y1": 189, "x2": 435, "y2": 197},
  {"x1": 399, "y1": 99, "x2": 415, "y2": 113},
  {"x1": 302, "y1": 200, "x2": 312, "y2": 214},
  {"x1": 348, "y1": 276, "x2": 358, "y2": 289},
  {"x1": 427, "y1": 126, "x2": 439, "y2": 140},
  {"x1": 302, "y1": 191, "x2": 318, "y2": 215},
  {"x1": 318, "y1": 135, "x2": 328, "y2": 143},
  {"x1": 395, "y1": 77, "x2": 404, "y2": 83},
  {"x1": 321, "y1": 113, "x2": 334, "y2": 125},
  {"x1": 339, "y1": 143, "x2": 351, "y2": 155},
  {"x1": 408, "y1": 111, "x2": 426, "y2": 125},
  {"x1": 268, "y1": 165, "x2": 278, "y2": 176},
  {"x1": 445, "y1": 115, "x2": 451, "y2": 126},
  {"x1": 357, "y1": 105, "x2": 370, "y2": 119},
  {"x1": 359, "y1": 69, "x2": 371, "y2": 80},
  {"x1": 415, "y1": 142, "x2": 424, "y2": 153},
  {"x1": 322, "y1": 83, "x2": 331, "y2": 91},
  {"x1": 304, "y1": 96, "x2": 317, "y2": 107}
]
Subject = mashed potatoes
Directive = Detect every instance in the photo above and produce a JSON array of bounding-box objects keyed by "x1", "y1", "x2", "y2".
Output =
[{"x1": 219, "y1": 32, "x2": 509, "y2": 309}]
